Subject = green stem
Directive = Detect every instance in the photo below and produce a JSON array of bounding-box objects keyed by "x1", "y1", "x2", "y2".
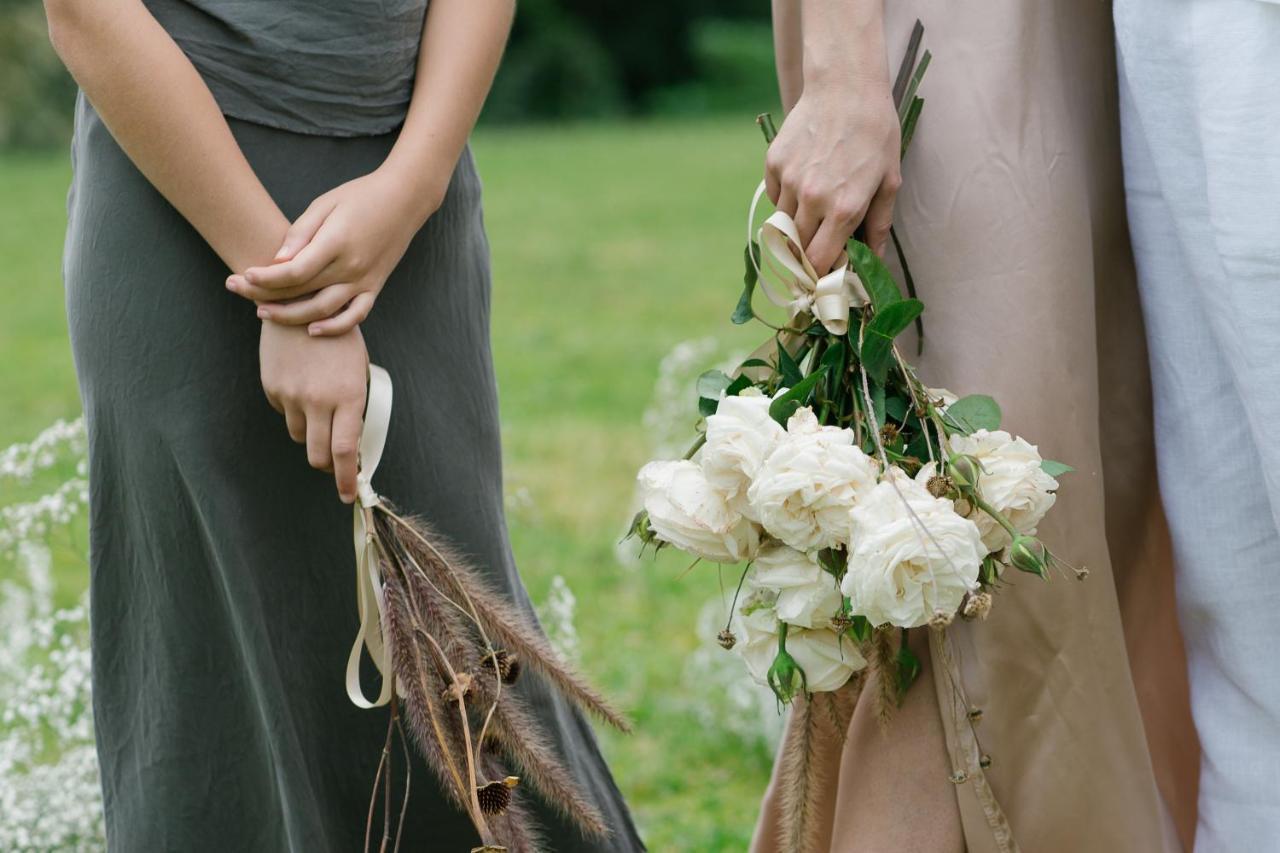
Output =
[{"x1": 971, "y1": 494, "x2": 1019, "y2": 538}]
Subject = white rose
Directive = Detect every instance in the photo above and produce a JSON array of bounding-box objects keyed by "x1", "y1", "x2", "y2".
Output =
[
  {"x1": 700, "y1": 388, "x2": 785, "y2": 517},
  {"x1": 746, "y1": 408, "x2": 879, "y2": 552},
  {"x1": 948, "y1": 429, "x2": 1058, "y2": 552},
  {"x1": 842, "y1": 469, "x2": 984, "y2": 628},
  {"x1": 751, "y1": 541, "x2": 842, "y2": 629},
  {"x1": 737, "y1": 605, "x2": 865, "y2": 694},
  {"x1": 637, "y1": 459, "x2": 759, "y2": 563}
]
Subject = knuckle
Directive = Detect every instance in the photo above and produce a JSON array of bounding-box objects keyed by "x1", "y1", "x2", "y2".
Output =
[
  {"x1": 331, "y1": 440, "x2": 358, "y2": 459},
  {"x1": 884, "y1": 171, "x2": 904, "y2": 194},
  {"x1": 798, "y1": 181, "x2": 827, "y2": 207}
]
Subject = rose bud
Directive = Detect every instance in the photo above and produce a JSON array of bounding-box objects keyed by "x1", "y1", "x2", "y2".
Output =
[{"x1": 1009, "y1": 535, "x2": 1049, "y2": 577}]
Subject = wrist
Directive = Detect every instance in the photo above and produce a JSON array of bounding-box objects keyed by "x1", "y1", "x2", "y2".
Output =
[
  {"x1": 799, "y1": 2, "x2": 888, "y2": 95},
  {"x1": 377, "y1": 149, "x2": 451, "y2": 224}
]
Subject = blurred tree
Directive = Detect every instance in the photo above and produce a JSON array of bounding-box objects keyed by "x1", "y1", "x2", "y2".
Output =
[
  {"x1": 0, "y1": 0, "x2": 773, "y2": 145},
  {"x1": 0, "y1": 0, "x2": 77, "y2": 148}
]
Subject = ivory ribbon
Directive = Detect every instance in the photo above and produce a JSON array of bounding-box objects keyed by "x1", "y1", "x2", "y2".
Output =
[
  {"x1": 345, "y1": 364, "x2": 395, "y2": 709},
  {"x1": 747, "y1": 180, "x2": 870, "y2": 336}
]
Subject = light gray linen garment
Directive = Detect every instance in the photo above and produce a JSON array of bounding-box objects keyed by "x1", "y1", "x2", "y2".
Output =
[{"x1": 1116, "y1": 0, "x2": 1280, "y2": 849}]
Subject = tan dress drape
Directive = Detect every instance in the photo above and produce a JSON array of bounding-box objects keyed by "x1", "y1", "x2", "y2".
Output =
[{"x1": 752, "y1": 2, "x2": 1199, "y2": 851}]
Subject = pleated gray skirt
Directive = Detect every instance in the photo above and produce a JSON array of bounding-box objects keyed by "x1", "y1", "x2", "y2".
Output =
[{"x1": 64, "y1": 92, "x2": 643, "y2": 852}]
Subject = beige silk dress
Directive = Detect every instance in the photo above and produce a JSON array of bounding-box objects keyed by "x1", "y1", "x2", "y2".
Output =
[{"x1": 752, "y1": 2, "x2": 1199, "y2": 851}]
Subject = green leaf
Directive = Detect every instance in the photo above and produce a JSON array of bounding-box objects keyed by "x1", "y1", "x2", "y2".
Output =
[
  {"x1": 860, "y1": 299, "x2": 924, "y2": 384},
  {"x1": 696, "y1": 369, "x2": 731, "y2": 417},
  {"x1": 738, "y1": 358, "x2": 771, "y2": 369},
  {"x1": 725, "y1": 374, "x2": 754, "y2": 397},
  {"x1": 731, "y1": 241, "x2": 760, "y2": 325},
  {"x1": 768, "y1": 368, "x2": 828, "y2": 426},
  {"x1": 885, "y1": 395, "x2": 909, "y2": 423},
  {"x1": 900, "y1": 97, "x2": 925, "y2": 159},
  {"x1": 871, "y1": 381, "x2": 887, "y2": 428},
  {"x1": 1040, "y1": 459, "x2": 1074, "y2": 478},
  {"x1": 847, "y1": 614, "x2": 873, "y2": 644},
  {"x1": 848, "y1": 239, "x2": 902, "y2": 310},
  {"x1": 896, "y1": 643, "x2": 922, "y2": 700},
  {"x1": 776, "y1": 339, "x2": 804, "y2": 388},
  {"x1": 945, "y1": 394, "x2": 1002, "y2": 433},
  {"x1": 898, "y1": 49, "x2": 932, "y2": 123},
  {"x1": 819, "y1": 340, "x2": 847, "y2": 373}
]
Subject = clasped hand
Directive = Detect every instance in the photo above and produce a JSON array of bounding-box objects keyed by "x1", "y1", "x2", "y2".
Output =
[{"x1": 227, "y1": 166, "x2": 443, "y2": 504}]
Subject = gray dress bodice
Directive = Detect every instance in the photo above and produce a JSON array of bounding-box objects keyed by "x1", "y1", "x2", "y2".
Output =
[{"x1": 144, "y1": 0, "x2": 429, "y2": 136}]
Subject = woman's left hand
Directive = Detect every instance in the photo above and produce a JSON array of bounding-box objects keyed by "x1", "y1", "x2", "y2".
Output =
[{"x1": 226, "y1": 166, "x2": 445, "y2": 335}]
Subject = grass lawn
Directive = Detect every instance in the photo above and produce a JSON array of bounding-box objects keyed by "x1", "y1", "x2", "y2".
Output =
[{"x1": 0, "y1": 116, "x2": 780, "y2": 850}]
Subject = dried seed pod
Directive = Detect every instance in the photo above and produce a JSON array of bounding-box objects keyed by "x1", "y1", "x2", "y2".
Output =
[
  {"x1": 441, "y1": 671, "x2": 474, "y2": 702},
  {"x1": 926, "y1": 474, "x2": 955, "y2": 499},
  {"x1": 476, "y1": 776, "x2": 520, "y2": 816},
  {"x1": 482, "y1": 649, "x2": 522, "y2": 684},
  {"x1": 716, "y1": 628, "x2": 737, "y2": 650}
]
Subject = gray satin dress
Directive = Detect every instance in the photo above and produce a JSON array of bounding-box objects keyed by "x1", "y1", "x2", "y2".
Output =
[{"x1": 63, "y1": 2, "x2": 643, "y2": 850}]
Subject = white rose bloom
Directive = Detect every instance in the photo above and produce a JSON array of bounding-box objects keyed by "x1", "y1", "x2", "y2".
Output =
[
  {"x1": 737, "y1": 605, "x2": 865, "y2": 693},
  {"x1": 747, "y1": 408, "x2": 879, "y2": 552},
  {"x1": 700, "y1": 388, "x2": 785, "y2": 517},
  {"x1": 637, "y1": 459, "x2": 759, "y2": 563},
  {"x1": 948, "y1": 429, "x2": 1058, "y2": 552},
  {"x1": 842, "y1": 469, "x2": 984, "y2": 628},
  {"x1": 751, "y1": 541, "x2": 843, "y2": 629}
]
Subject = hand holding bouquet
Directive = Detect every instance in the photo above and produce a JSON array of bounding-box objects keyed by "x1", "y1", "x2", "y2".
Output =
[{"x1": 631, "y1": 26, "x2": 1079, "y2": 717}]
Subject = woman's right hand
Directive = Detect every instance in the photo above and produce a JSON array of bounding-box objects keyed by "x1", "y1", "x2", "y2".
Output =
[{"x1": 259, "y1": 321, "x2": 369, "y2": 504}]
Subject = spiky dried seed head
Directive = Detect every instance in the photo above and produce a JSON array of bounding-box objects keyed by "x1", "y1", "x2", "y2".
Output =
[
  {"x1": 717, "y1": 628, "x2": 737, "y2": 650},
  {"x1": 879, "y1": 423, "x2": 900, "y2": 445},
  {"x1": 829, "y1": 612, "x2": 853, "y2": 634},
  {"x1": 476, "y1": 777, "x2": 520, "y2": 816},
  {"x1": 928, "y1": 609, "x2": 954, "y2": 630}
]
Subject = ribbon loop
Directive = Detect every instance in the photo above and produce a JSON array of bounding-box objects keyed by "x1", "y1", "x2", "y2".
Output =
[
  {"x1": 747, "y1": 179, "x2": 869, "y2": 336},
  {"x1": 346, "y1": 364, "x2": 395, "y2": 709}
]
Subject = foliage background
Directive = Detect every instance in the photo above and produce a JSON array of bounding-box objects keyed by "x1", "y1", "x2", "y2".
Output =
[
  {"x1": 0, "y1": 0, "x2": 774, "y2": 147},
  {"x1": 0, "y1": 2, "x2": 788, "y2": 851}
]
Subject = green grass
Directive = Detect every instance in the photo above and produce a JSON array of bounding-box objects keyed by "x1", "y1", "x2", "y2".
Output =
[{"x1": 1, "y1": 117, "x2": 778, "y2": 850}]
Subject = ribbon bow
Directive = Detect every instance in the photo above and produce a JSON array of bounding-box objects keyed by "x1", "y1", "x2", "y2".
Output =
[
  {"x1": 748, "y1": 180, "x2": 869, "y2": 336},
  {"x1": 345, "y1": 364, "x2": 395, "y2": 709}
]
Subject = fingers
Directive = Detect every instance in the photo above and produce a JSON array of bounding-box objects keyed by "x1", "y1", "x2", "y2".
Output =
[
  {"x1": 862, "y1": 173, "x2": 901, "y2": 258},
  {"x1": 227, "y1": 264, "x2": 341, "y2": 303},
  {"x1": 275, "y1": 197, "x2": 338, "y2": 262},
  {"x1": 765, "y1": 154, "x2": 782, "y2": 206},
  {"x1": 283, "y1": 404, "x2": 306, "y2": 444},
  {"x1": 305, "y1": 405, "x2": 333, "y2": 473},
  {"x1": 331, "y1": 402, "x2": 363, "y2": 504},
  {"x1": 230, "y1": 231, "x2": 342, "y2": 294},
  {"x1": 807, "y1": 212, "x2": 863, "y2": 275},
  {"x1": 306, "y1": 292, "x2": 376, "y2": 337},
  {"x1": 257, "y1": 284, "x2": 356, "y2": 325}
]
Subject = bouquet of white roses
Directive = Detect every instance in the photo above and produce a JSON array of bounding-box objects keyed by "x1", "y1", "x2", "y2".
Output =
[{"x1": 630, "y1": 23, "x2": 1078, "y2": 720}]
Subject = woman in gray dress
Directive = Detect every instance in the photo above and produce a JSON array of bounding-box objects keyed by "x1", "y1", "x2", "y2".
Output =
[{"x1": 44, "y1": 0, "x2": 643, "y2": 849}]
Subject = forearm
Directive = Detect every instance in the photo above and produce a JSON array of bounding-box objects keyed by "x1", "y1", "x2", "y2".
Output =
[
  {"x1": 44, "y1": 0, "x2": 288, "y2": 273},
  {"x1": 380, "y1": 0, "x2": 515, "y2": 218},
  {"x1": 772, "y1": 0, "x2": 804, "y2": 112},
  {"x1": 773, "y1": 0, "x2": 888, "y2": 111}
]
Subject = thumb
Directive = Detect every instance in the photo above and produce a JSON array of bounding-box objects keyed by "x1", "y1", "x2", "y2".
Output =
[{"x1": 275, "y1": 197, "x2": 338, "y2": 261}]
